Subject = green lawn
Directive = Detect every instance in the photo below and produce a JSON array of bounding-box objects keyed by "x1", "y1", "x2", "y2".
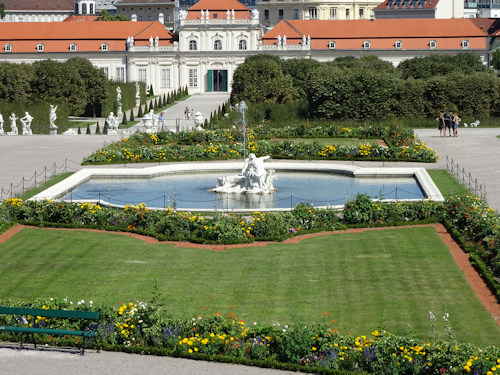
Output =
[
  {"x1": 276, "y1": 138, "x2": 380, "y2": 147},
  {"x1": 426, "y1": 169, "x2": 470, "y2": 196},
  {"x1": 0, "y1": 226, "x2": 498, "y2": 346}
]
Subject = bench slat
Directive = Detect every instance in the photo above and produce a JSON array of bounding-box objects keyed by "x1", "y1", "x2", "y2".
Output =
[
  {"x1": 0, "y1": 326, "x2": 96, "y2": 337},
  {"x1": 0, "y1": 306, "x2": 99, "y2": 320}
]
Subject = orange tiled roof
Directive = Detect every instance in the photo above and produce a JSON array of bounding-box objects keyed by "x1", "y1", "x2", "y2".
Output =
[
  {"x1": 2, "y1": 0, "x2": 73, "y2": 11},
  {"x1": 63, "y1": 15, "x2": 100, "y2": 22},
  {"x1": 0, "y1": 21, "x2": 173, "y2": 53},
  {"x1": 263, "y1": 19, "x2": 487, "y2": 50},
  {"x1": 186, "y1": 0, "x2": 250, "y2": 19},
  {"x1": 470, "y1": 18, "x2": 500, "y2": 36},
  {"x1": 374, "y1": 0, "x2": 439, "y2": 10}
]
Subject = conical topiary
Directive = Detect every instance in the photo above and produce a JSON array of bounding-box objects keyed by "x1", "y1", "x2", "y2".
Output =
[
  {"x1": 95, "y1": 122, "x2": 101, "y2": 134},
  {"x1": 103, "y1": 122, "x2": 108, "y2": 135},
  {"x1": 122, "y1": 112, "x2": 128, "y2": 125},
  {"x1": 166, "y1": 92, "x2": 171, "y2": 104},
  {"x1": 154, "y1": 98, "x2": 158, "y2": 111},
  {"x1": 86, "y1": 124, "x2": 91, "y2": 135},
  {"x1": 137, "y1": 105, "x2": 144, "y2": 118},
  {"x1": 130, "y1": 109, "x2": 135, "y2": 122},
  {"x1": 78, "y1": 126, "x2": 81, "y2": 135}
]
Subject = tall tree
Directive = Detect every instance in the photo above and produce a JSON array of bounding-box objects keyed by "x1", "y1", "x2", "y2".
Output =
[
  {"x1": 64, "y1": 58, "x2": 108, "y2": 117},
  {"x1": 230, "y1": 55, "x2": 294, "y2": 104},
  {"x1": 96, "y1": 10, "x2": 130, "y2": 21}
]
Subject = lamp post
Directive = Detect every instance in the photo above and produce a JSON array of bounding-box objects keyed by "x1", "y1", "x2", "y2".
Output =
[{"x1": 236, "y1": 100, "x2": 248, "y2": 160}]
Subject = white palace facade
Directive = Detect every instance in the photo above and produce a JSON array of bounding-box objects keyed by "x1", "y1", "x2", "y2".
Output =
[{"x1": 0, "y1": 0, "x2": 490, "y2": 96}]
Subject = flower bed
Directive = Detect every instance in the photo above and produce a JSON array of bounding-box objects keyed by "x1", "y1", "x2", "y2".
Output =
[
  {"x1": 82, "y1": 123, "x2": 437, "y2": 164},
  {"x1": 0, "y1": 298, "x2": 498, "y2": 374}
]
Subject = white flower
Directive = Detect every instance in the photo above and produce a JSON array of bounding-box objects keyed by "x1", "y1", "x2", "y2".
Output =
[
  {"x1": 429, "y1": 311, "x2": 436, "y2": 321},
  {"x1": 253, "y1": 322, "x2": 257, "y2": 326},
  {"x1": 50, "y1": 298, "x2": 54, "y2": 301},
  {"x1": 282, "y1": 329, "x2": 286, "y2": 333}
]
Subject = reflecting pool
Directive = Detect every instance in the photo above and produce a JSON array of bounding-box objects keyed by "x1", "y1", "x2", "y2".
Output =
[{"x1": 63, "y1": 171, "x2": 424, "y2": 210}]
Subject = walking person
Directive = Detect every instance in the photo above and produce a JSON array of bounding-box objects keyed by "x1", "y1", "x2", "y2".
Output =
[
  {"x1": 443, "y1": 111, "x2": 452, "y2": 137},
  {"x1": 436, "y1": 113, "x2": 445, "y2": 137},
  {"x1": 452, "y1": 112, "x2": 461, "y2": 137}
]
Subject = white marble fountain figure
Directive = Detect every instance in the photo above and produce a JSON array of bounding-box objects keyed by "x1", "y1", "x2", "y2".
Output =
[{"x1": 209, "y1": 153, "x2": 277, "y2": 194}]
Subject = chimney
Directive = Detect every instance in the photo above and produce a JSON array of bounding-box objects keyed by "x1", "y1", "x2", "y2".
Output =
[{"x1": 131, "y1": 13, "x2": 137, "y2": 22}]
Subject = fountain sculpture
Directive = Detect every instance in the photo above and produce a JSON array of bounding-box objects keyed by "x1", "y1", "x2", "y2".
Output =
[{"x1": 209, "y1": 153, "x2": 277, "y2": 194}]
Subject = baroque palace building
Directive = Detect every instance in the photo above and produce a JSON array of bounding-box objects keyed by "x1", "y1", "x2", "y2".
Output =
[{"x1": 0, "y1": 0, "x2": 491, "y2": 95}]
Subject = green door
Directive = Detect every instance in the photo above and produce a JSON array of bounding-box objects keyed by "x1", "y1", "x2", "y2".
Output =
[{"x1": 206, "y1": 70, "x2": 213, "y2": 92}]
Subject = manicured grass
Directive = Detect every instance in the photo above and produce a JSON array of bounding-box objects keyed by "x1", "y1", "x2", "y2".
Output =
[
  {"x1": 0, "y1": 226, "x2": 498, "y2": 346},
  {"x1": 427, "y1": 169, "x2": 470, "y2": 196},
  {"x1": 19, "y1": 172, "x2": 74, "y2": 200},
  {"x1": 69, "y1": 121, "x2": 97, "y2": 128},
  {"x1": 277, "y1": 138, "x2": 380, "y2": 147}
]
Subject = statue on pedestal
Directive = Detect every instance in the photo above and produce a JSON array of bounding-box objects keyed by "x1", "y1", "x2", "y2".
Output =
[
  {"x1": 116, "y1": 86, "x2": 122, "y2": 115},
  {"x1": 0, "y1": 113, "x2": 4, "y2": 135},
  {"x1": 49, "y1": 105, "x2": 58, "y2": 135},
  {"x1": 209, "y1": 154, "x2": 277, "y2": 194},
  {"x1": 8, "y1": 113, "x2": 18, "y2": 135},
  {"x1": 106, "y1": 112, "x2": 119, "y2": 135},
  {"x1": 20, "y1": 112, "x2": 33, "y2": 135}
]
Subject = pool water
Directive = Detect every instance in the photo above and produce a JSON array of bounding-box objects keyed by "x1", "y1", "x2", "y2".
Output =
[{"x1": 64, "y1": 171, "x2": 424, "y2": 210}]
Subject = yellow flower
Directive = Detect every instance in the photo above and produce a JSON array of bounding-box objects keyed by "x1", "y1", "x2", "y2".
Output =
[{"x1": 188, "y1": 349, "x2": 193, "y2": 353}]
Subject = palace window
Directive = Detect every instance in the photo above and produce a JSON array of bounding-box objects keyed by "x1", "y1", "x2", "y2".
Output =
[
  {"x1": 308, "y1": 7, "x2": 318, "y2": 19},
  {"x1": 429, "y1": 40, "x2": 437, "y2": 49},
  {"x1": 329, "y1": 41, "x2": 336, "y2": 49},
  {"x1": 116, "y1": 67, "x2": 125, "y2": 82},
  {"x1": 359, "y1": 8, "x2": 365, "y2": 18},
  {"x1": 395, "y1": 40, "x2": 403, "y2": 49},
  {"x1": 189, "y1": 40, "x2": 197, "y2": 50},
  {"x1": 214, "y1": 39, "x2": 222, "y2": 50},
  {"x1": 363, "y1": 40, "x2": 371, "y2": 49},
  {"x1": 189, "y1": 68, "x2": 198, "y2": 87},
  {"x1": 330, "y1": 7, "x2": 337, "y2": 19},
  {"x1": 101, "y1": 43, "x2": 109, "y2": 51},
  {"x1": 278, "y1": 9, "x2": 284, "y2": 19},
  {"x1": 70, "y1": 43, "x2": 77, "y2": 52},
  {"x1": 37, "y1": 43, "x2": 45, "y2": 52},
  {"x1": 5, "y1": 43, "x2": 12, "y2": 53},
  {"x1": 462, "y1": 39, "x2": 469, "y2": 49},
  {"x1": 161, "y1": 68, "x2": 171, "y2": 87},
  {"x1": 138, "y1": 68, "x2": 147, "y2": 83},
  {"x1": 101, "y1": 67, "x2": 109, "y2": 78},
  {"x1": 239, "y1": 39, "x2": 247, "y2": 50}
]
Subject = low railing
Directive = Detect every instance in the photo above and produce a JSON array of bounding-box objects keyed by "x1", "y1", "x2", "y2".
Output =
[
  {"x1": 0, "y1": 159, "x2": 80, "y2": 200},
  {"x1": 446, "y1": 156, "x2": 485, "y2": 199}
]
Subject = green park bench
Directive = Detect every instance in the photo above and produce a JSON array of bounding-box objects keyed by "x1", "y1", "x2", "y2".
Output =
[{"x1": 0, "y1": 306, "x2": 100, "y2": 355}]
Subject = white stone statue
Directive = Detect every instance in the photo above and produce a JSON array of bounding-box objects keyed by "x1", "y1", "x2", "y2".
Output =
[
  {"x1": 8, "y1": 113, "x2": 18, "y2": 135},
  {"x1": 116, "y1": 86, "x2": 122, "y2": 102},
  {"x1": 226, "y1": 9, "x2": 230, "y2": 19},
  {"x1": 149, "y1": 36, "x2": 154, "y2": 47},
  {"x1": 205, "y1": 9, "x2": 209, "y2": 19},
  {"x1": 200, "y1": 9, "x2": 204, "y2": 19},
  {"x1": 20, "y1": 112, "x2": 33, "y2": 135},
  {"x1": 135, "y1": 82, "x2": 140, "y2": 98},
  {"x1": 209, "y1": 154, "x2": 277, "y2": 194},
  {"x1": 126, "y1": 36, "x2": 133, "y2": 48},
  {"x1": 106, "y1": 112, "x2": 119, "y2": 135},
  {"x1": 193, "y1": 111, "x2": 204, "y2": 129},
  {"x1": 302, "y1": 34, "x2": 306, "y2": 45},
  {"x1": 179, "y1": 9, "x2": 188, "y2": 20},
  {"x1": 277, "y1": 35, "x2": 281, "y2": 45},
  {"x1": 307, "y1": 35, "x2": 311, "y2": 45},
  {"x1": 155, "y1": 36, "x2": 159, "y2": 46},
  {"x1": 0, "y1": 113, "x2": 4, "y2": 135},
  {"x1": 49, "y1": 105, "x2": 57, "y2": 128},
  {"x1": 283, "y1": 35, "x2": 287, "y2": 45},
  {"x1": 251, "y1": 9, "x2": 259, "y2": 20},
  {"x1": 141, "y1": 109, "x2": 158, "y2": 133},
  {"x1": 231, "y1": 9, "x2": 235, "y2": 19}
]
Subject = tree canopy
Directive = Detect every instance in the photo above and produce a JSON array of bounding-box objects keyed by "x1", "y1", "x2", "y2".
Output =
[{"x1": 96, "y1": 10, "x2": 130, "y2": 21}]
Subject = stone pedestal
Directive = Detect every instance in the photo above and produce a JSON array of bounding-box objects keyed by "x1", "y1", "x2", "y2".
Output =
[
  {"x1": 136, "y1": 98, "x2": 140, "y2": 107},
  {"x1": 50, "y1": 125, "x2": 58, "y2": 135},
  {"x1": 107, "y1": 129, "x2": 118, "y2": 135},
  {"x1": 117, "y1": 104, "x2": 122, "y2": 116}
]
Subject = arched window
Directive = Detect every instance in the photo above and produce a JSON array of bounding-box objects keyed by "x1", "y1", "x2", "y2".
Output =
[
  {"x1": 363, "y1": 40, "x2": 370, "y2": 49},
  {"x1": 395, "y1": 40, "x2": 402, "y2": 49},
  {"x1": 328, "y1": 41, "x2": 336, "y2": 49},
  {"x1": 429, "y1": 40, "x2": 437, "y2": 49},
  {"x1": 37, "y1": 43, "x2": 45, "y2": 52},
  {"x1": 5, "y1": 43, "x2": 12, "y2": 53},
  {"x1": 82, "y1": 3, "x2": 87, "y2": 14},
  {"x1": 462, "y1": 39, "x2": 469, "y2": 49},
  {"x1": 90, "y1": 3, "x2": 94, "y2": 14},
  {"x1": 70, "y1": 43, "x2": 77, "y2": 52},
  {"x1": 239, "y1": 39, "x2": 247, "y2": 50},
  {"x1": 214, "y1": 39, "x2": 222, "y2": 50},
  {"x1": 101, "y1": 42, "x2": 109, "y2": 51},
  {"x1": 189, "y1": 40, "x2": 197, "y2": 50}
]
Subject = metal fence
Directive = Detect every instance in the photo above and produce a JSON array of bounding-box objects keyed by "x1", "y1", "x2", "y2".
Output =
[
  {"x1": 446, "y1": 156, "x2": 485, "y2": 199},
  {"x1": 0, "y1": 159, "x2": 77, "y2": 200}
]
